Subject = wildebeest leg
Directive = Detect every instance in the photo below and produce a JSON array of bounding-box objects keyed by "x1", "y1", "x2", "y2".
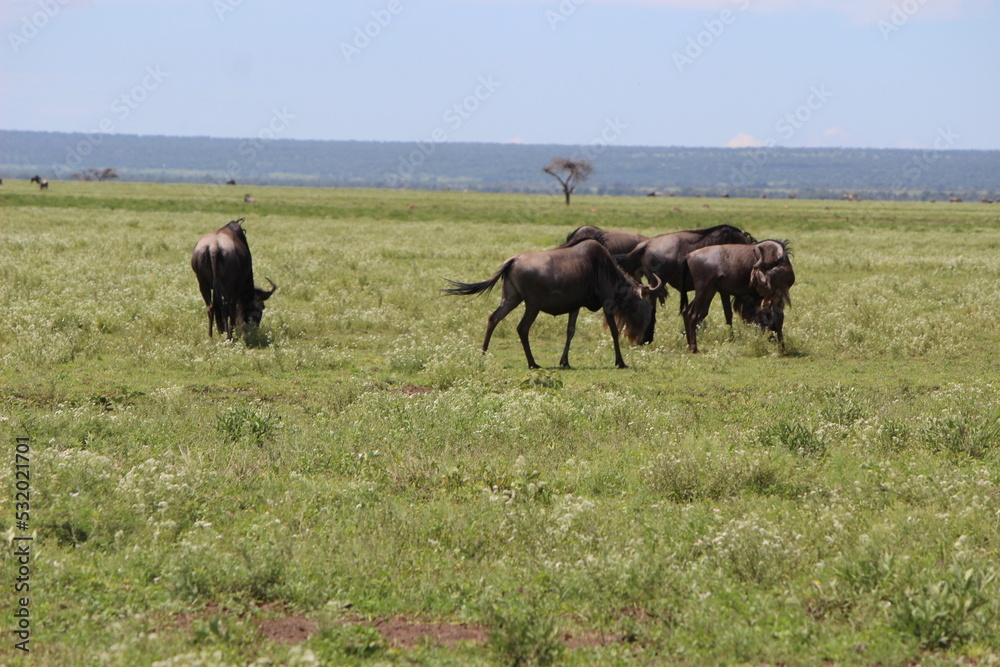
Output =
[
  {"x1": 197, "y1": 282, "x2": 215, "y2": 337},
  {"x1": 516, "y1": 306, "x2": 541, "y2": 369},
  {"x1": 603, "y1": 308, "x2": 628, "y2": 369},
  {"x1": 482, "y1": 294, "x2": 522, "y2": 353},
  {"x1": 643, "y1": 300, "x2": 657, "y2": 344},
  {"x1": 684, "y1": 288, "x2": 716, "y2": 354},
  {"x1": 559, "y1": 309, "x2": 579, "y2": 367},
  {"x1": 721, "y1": 293, "x2": 734, "y2": 328}
]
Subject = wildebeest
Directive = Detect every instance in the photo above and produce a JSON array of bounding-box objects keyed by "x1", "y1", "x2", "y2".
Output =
[
  {"x1": 244, "y1": 194, "x2": 256, "y2": 204},
  {"x1": 562, "y1": 225, "x2": 648, "y2": 256},
  {"x1": 30, "y1": 175, "x2": 48, "y2": 190},
  {"x1": 443, "y1": 240, "x2": 663, "y2": 369},
  {"x1": 191, "y1": 218, "x2": 276, "y2": 340},
  {"x1": 613, "y1": 224, "x2": 756, "y2": 339},
  {"x1": 681, "y1": 240, "x2": 794, "y2": 353}
]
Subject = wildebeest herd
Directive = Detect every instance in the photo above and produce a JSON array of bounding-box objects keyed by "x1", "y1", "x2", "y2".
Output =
[
  {"x1": 445, "y1": 223, "x2": 795, "y2": 368},
  {"x1": 191, "y1": 218, "x2": 795, "y2": 368}
]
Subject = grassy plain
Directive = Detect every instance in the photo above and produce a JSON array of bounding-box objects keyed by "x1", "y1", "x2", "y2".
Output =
[{"x1": 1, "y1": 180, "x2": 999, "y2": 665}]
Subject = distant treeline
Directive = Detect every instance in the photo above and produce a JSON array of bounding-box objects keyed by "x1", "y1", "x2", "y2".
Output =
[{"x1": 2, "y1": 129, "x2": 999, "y2": 200}]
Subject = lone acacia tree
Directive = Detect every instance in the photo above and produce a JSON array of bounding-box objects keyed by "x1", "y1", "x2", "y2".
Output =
[{"x1": 543, "y1": 157, "x2": 593, "y2": 205}]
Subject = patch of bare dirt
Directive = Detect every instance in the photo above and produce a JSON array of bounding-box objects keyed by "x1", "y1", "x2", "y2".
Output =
[
  {"x1": 171, "y1": 604, "x2": 636, "y2": 651},
  {"x1": 259, "y1": 616, "x2": 317, "y2": 643},
  {"x1": 373, "y1": 616, "x2": 488, "y2": 648}
]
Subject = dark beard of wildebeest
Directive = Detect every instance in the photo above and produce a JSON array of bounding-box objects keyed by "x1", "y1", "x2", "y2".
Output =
[
  {"x1": 612, "y1": 224, "x2": 756, "y2": 342},
  {"x1": 443, "y1": 239, "x2": 664, "y2": 369},
  {"x1": 191, "y1": 218, "x2": 276, "y2": 340},
  {"x1": 562, "y1": 225, "x2": 649, "y2": 257},
  {"x1": 680, "y1": 239, "x2": 794, "y2": 354}
]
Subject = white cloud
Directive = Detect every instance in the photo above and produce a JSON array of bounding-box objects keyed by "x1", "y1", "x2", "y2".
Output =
[{"x1": 724, "y1": 132, "x2": 766, "y2": 148}]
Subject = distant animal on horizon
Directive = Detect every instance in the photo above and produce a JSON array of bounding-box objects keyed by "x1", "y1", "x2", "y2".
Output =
[
  {"x1": 244, "y1": 194, "x2": 256, "y2": 204},
  {"x1": 30, "y1": 175, "x2": 47, "y2": 189},
  {"x1": 681, "y1": 240, "x2": 795, "y2": 354},
  {"x1": 226, "y1": 179, "x2": 236, "y2": 185},
  {"x1": 191, "y1": 218, "x2": 276, "y2": 340},
  {"x1": 443, "y1": 240, "x2": 664, "y2": 369},
  {"x1": 562, "y1": 225, "x2": 648, "y2": 256},
  {"x1": 950, "y1": 196, "x2": 963, "y2": 203},
  {"x1": 612, "y1": 224, "x2": 757, "y2": 342}
]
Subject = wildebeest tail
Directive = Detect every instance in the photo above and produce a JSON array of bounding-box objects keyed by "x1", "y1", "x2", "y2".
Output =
[
  {"x1": 209, "y1": 246, "x2": 227, "y2": 333},
  {"x1": 442, "y1": 259, "x2": 513, "y2": 297}
]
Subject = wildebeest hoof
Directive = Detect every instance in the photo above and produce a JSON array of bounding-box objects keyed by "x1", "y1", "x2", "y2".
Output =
[{"x1": 528, "y1": 363, "x2": 541, "y2": 370}]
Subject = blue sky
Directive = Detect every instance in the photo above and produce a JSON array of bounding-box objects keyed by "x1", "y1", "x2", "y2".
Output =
[{"x1": 2, "y1": 0, "x2": 998, "y2": 149}]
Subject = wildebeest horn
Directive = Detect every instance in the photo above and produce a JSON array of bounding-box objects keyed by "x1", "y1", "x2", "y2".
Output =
[
  {"x1": 750, "y1": 246, "x2": 768, "y2": 292},
  {"x1": 639, "y1": 271, "x2": 663, "y2": 297},
  {"x1": 264, "y1": 277, "x2": 277, "y2": 294}
]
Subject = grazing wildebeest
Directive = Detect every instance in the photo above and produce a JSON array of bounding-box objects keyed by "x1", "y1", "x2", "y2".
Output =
[
  {"x1": 191, "y1": 218, "x2": 276, "y2": 340},
  {"x1": 613, "y1": 224, "x2": 756, "y2": 340},
  {"x1": 443, "y1": 240, "x2": 663, "y2": 369},
  {"x1": 681, "y1": 240, "x2": 794, "y2": 353},
  {"x1": 30, "y1": 175, "x2": 48, "y2": 190},
  {"x1": 226, "y1": 179, "x2": 236, "y2": 185},
  {"x1": 244, "y1": 194, "x2": 256, "y2": 204},
  {"x1": 562, "y1": 225, "x2": 648, "y2": 256}
]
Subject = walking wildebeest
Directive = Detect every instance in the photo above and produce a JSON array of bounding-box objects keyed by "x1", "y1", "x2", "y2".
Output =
[
  {"x1": 30, "y1": 175, "x2": 48, "y2": 190},
  {"x1": 563, "y1": 225, "x2": 649, "y2": 256},
  {"x1": 613, "y1": 224, "x2": 756, "y2": 340},
  {"x1": 681, "y1": 240, "x2": 794, "y2": 353},
  {"x1": 191, "y1": 218, "x2": 276, "y2": 340},
  {"x1": 443, "y1": 240, "x2": 663, "y2": 369}
]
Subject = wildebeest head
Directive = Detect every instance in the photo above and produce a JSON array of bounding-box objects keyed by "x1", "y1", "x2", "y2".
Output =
[
  {"x1": 243, "y1": 277, "x2": 278, "y2": 327},
  {"x1": 733, "y1": 293, "x2": 784, "y2": 336},
  {"x1": 614, "y1": 272, "x2": 663, "y2": 345},
  {"x1": 749, "y1": 240, "x2": 794, "y2": 310}
]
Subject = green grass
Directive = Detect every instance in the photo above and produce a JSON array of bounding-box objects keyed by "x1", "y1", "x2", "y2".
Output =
[{"x1": 1, "y1": 180, "x2": 1000, "y2": 665}]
